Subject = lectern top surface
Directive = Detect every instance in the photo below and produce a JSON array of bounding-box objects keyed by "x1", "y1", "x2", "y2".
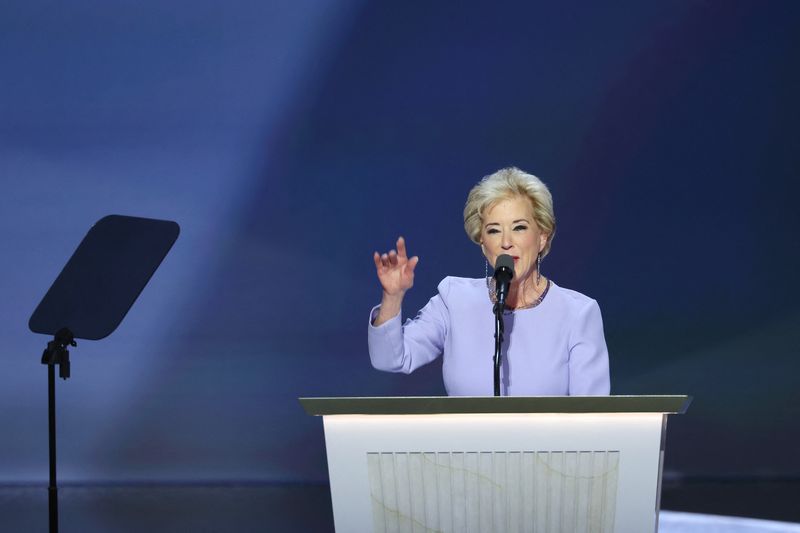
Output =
[{"x1": 299, "y1": 395, "x2": 691, "y2": 416}]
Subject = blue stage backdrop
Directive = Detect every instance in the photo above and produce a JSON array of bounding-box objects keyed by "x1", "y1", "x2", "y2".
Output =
[{"x1": 1, "y1": 1, "x2": 799, "y2": 484}]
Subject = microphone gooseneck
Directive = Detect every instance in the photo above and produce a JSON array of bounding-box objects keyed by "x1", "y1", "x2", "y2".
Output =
[{"x1": 492, "y1": 254, "x2": 515, "y2": 396}]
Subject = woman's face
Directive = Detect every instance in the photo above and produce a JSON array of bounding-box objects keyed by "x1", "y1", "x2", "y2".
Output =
[{"x1": 480, "y1": 195, "x2": 548, "y2": 283}]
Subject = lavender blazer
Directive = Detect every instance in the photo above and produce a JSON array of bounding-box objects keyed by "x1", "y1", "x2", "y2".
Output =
[{"x1": 368, "y1": 277, "x2": 610, "y2": 396}]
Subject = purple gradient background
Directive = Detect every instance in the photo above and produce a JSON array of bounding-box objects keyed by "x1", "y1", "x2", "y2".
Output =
[{"x1": 1, "y1": 1, "x2": 799, "y2": 485}]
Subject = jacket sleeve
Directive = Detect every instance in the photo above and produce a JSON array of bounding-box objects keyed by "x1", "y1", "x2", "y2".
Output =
[
  {"x1": 567, "y1": 299, "x2": 611, "y2": 395},
  {"x1": 367, "y1": 278, "x2": 451, "y2": 374}
]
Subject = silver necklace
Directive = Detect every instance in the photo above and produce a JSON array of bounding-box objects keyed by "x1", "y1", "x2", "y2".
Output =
[{"x1": 486, "y1": 277, "x2": 551, "y2": 311}]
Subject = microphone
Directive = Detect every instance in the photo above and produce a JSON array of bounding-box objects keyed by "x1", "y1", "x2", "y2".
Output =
[{"x1": 493, "y1": 254, "x2": 515, "y2": 310}]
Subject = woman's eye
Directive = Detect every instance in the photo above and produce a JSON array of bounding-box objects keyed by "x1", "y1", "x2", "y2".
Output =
[
  {"x1": 513, "y1": 225, "x2": 528, "y2": 231},
  {"x1": 486, "y1": 228, "x2": 500, "y2": 234}
]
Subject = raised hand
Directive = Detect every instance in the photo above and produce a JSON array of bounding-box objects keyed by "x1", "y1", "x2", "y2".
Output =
[{"x1": 373, "y1": 236, "x2": 419, "y2": 297}]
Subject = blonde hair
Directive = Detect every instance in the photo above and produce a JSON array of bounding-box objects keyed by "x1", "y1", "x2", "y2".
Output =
[{"x1": 463, "y1": 167, "x2": 556, "y2": 257}]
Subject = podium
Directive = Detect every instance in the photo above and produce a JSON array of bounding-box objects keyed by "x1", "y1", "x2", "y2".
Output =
[{"x1": 301, "y1": 396, "x2": 690, "y2": 533}]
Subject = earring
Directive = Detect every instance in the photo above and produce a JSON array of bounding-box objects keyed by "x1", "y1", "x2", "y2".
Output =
[
  {"x1": 537, "y1": 252, "x2": 542, "y2": 285},
  {"x1": 485, "y1": 259, "x2": 490, "y2": 288}
]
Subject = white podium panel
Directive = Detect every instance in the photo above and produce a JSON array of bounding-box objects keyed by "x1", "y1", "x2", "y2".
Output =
[{"x1": 325, "y1": 413, "x2": 662, "y2": 533}]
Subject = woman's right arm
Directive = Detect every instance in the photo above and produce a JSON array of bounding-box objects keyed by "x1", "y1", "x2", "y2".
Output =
[{"x1": 369, "y1": 236, "x2": 446, "y2": 374}]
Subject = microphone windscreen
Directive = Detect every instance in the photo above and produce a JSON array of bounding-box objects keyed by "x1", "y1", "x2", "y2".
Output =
[{"x1": 494, "y1": 254, "x2": 515, "y2": 278}]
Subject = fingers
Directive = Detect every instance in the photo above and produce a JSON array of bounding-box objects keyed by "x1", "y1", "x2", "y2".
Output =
[
  {"x1": 396, "y1": 236, "x2": 408, "y2": 260},
  {"x1": 374, "y1": 237, "x2": 412, "y2": 270},
  {"x1": 407, "y1": 255, "x2": 419, "y2": 274},
  {"x1": 374, "y1": 251, "x2": 398, "y2": 269}
]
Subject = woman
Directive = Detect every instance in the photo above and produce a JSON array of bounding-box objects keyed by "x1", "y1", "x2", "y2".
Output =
[{"x1": 368, "y1": 167, "x2": 610, "y2": 396}]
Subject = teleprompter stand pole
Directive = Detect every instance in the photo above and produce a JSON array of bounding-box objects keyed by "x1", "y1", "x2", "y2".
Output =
[{"x1": 41, "y1": 327, "x2": 76, "y2": 533}]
